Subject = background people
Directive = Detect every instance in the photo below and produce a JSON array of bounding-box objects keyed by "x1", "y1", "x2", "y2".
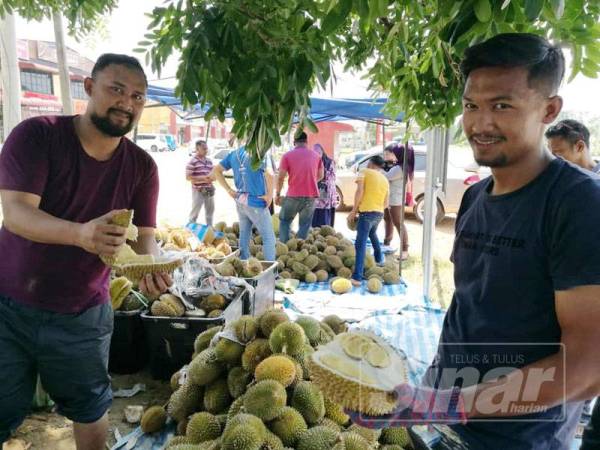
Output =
[
  {"x1": 312, "y1": 143, "x2": 338, "y2": 227},
  {"x1": 276, "y1": 132, "x2": 323, "y2": 242},
  {"x1": 186, "y1": 139, "x2": 215, "y2": 225}
]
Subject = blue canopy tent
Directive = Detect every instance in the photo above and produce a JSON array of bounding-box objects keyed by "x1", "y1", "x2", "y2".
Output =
[{"x1": 145, "y1": 85, "x2": 404, "y2": 123}]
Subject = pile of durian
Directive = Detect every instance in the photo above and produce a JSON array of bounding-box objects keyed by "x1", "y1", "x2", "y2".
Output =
[
  {"x1": 156, "y1": 225, "x2": 234, "y2": 261},
  {"x1": 140, "y1": 309, "x2": 413, "y2": 450},
  {"x1": 214, "y1": 256, "x2": 266, "y2": 279},
  {"x1": 206, "y1": 221, "x2": 401, "y2": 294},
  {"x1": 150, "y1": 292, "x2": 233, "y2": 319},
  {"x1": 273, "y1": 226, "x2": 400, "y2": 294}
]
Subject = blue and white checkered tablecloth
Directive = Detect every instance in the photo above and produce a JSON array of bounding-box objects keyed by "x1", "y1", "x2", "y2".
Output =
[
  {"x1": 353, "y1": 306, "x2": 445, "y2": 384},
  {"x1": 281, "y1": 280, "x2": 411, "y2": 322}
]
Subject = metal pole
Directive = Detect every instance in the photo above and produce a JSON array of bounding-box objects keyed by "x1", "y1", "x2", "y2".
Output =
[
  {"x1": 381, "y1": 121, "x2": 386, "y2": 150},
  {"x1": 0, "y1": 13, "x2": 22, "y2": 140},
  {"x1": 422, "y1": 127, "x2": 448, "y2": 300},
  {"x1": 53, "y1": 11, "x2": 73, "y2": 115},
  {"x1": 397, "y1": 120, "x2": 411, "y2": 277}
]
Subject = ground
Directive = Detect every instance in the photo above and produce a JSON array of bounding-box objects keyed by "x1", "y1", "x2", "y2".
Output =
[{"x1": 5, "y1": 149, "x2": 457, "y2": 450}]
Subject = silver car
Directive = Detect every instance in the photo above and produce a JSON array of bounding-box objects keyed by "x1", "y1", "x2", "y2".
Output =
[{"x1": 335, "y1": 148, "x2": 487, "y2": 224}]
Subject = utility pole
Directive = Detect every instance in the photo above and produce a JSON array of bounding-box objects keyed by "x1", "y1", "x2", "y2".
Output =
[
  {"x1": 0, "y1": 13, "x2": 22, "y2": 141},
  {"x1": 53, "y1": 11, "x2": 73, "y2": 115}
]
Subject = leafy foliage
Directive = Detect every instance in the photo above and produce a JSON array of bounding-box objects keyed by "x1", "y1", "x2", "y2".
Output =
[
  {"x1": 0, "y1": 0, "x2": 117, "y2": 37},
  {"x1": 141, "y1": 0, "x2": 600, "y2": 163}
]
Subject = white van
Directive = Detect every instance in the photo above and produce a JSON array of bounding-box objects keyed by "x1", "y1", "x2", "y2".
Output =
[{"x1": 135, "y1": 134, "x2": 169, "y2": 152}]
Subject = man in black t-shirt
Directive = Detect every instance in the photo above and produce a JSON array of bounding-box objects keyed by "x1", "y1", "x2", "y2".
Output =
[{"x1": 348, "y1": 34, "x2": 600, "y2": 450}]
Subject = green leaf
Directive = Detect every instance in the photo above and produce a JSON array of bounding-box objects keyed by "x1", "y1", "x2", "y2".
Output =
[
  {"x1": 356, "y1": 0, "x2": 369, "y2": 20},
  {"x1": 474, "y1": 0, "x2": 492, "y2": 22},
  {"x1": 524, "y1": 0, "x2": 544, "y2": 20},
  {"x1": 377, "y1": 0, "x2": 388, "y2": 17},
  {"x1": 321, "y1": 0, "x2": 353, "y2": 34},
  {"x1": 305, "y1": 117, "x2": 319, "y2": 133}
]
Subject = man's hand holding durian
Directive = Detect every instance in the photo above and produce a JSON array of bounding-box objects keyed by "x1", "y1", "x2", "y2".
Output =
[{"x1": 346, "y1": 384, "x2": 467, "y2": 429}]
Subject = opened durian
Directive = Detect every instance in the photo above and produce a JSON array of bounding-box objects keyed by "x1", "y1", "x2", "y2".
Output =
[
  {"x1": 309, "y1": 331, "x2": 408, "y2": 415},
  {"x1": 100, "y1": 210, "x2": 183, "y2": 280}
]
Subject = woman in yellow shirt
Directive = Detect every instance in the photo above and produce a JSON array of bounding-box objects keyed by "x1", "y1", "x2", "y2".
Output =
[{"x1": 348, "y1": 155, "x2": 389, "y2": 286}]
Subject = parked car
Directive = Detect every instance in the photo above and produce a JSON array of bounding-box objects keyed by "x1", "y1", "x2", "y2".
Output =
[
  {"x1": 339, "y1": 151, "x2": 371, "y2": 170},
  {"x1": 135, "y1": 133, "x2": 170, "y2": 152},
  {"x1": 335, "y1": 148, "x2": 489, "y2": 224}
]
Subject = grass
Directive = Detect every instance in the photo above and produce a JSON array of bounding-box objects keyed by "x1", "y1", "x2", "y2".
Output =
[{"x1": 398, "y1": 254, "x2": 455, "y2": 309}]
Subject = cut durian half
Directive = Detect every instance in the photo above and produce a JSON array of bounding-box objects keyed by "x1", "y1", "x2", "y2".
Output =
[
  {"x1": 114, "y1": 257, "x2": 184, "y2": 282},
  {"x1": 309, "y1": 331, "x2": 409, "y2": 415}
]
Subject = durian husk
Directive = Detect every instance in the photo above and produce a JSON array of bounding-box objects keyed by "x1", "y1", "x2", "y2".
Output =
[
  {"x1": 308, "y1": 331, "x2": 408, "y2": 415},
  {"x1": 100, "y1": 210, "x2": 139, "y2": 265},
  {"x1": 115, "y1": 257, "x2": 184, "y2": 282}
]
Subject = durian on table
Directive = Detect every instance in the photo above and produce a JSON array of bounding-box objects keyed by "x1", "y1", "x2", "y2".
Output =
[
  {"x1": 99, "y1": 210, "x2": 183, "y2": 281},
  {"x1": 309, "y1": 330, "x2": 409, "y2": 415}
]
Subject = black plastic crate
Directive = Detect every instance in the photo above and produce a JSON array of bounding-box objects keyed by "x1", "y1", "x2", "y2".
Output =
[
  {"x1": 141, "y1": 288, "x2": 245, "y2": 380},
  {"x1": 243, "y1": 261, "x2": 278, "y2": 316},
  {"x1": 109, "y1": 309, "x2": 147, "y2": 374}
]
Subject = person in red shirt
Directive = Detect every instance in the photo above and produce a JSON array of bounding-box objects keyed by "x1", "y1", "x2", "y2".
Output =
[
  {"x1": 0, "y1": 54, "x2": 170, "y2": 449},
  {"x1": 275, "y1": 132, "x2": 324, "y2": 242}
]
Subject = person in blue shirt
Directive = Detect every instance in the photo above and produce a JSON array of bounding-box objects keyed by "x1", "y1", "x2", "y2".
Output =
[
  {"x1": 347, "y1": 33, "x2": 600, "y2": 450},
  {"x1": 204, "y1": 145, "x2": 276, "y2": 261}
]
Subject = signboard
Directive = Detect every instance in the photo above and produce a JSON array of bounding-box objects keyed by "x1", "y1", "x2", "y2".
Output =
[
  {"x1": 36, "y1": 41, "x2": 94, "y2": 74},
  {"x1": 16, "y1": 39, "x2": 29, "y2": 60}
]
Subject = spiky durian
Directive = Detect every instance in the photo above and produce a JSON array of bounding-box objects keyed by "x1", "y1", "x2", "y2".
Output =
[
  {"x1": 140, "y1": 405, "x2": 167, "y2": 433},
  {"x1": 269, "y1": 322, "x2": 306, "y2": 357},
  {"x1": 290, "y1": 381, "x2": 325, "y2": 425},
  {"x1": 186, "y1": 412, "x2": 222, "y2": 443},
  {"x1": 268, "y1": 406, "x2": 308, "y2": 447},
  {"x1": 243, "y1": 379, "x2": 287, "y2": 421},
  {"x1": 241, "y1": 338, "x2": 272, "y2": 372}
]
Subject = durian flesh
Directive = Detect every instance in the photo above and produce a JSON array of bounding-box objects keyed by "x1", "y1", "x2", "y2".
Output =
[{"x1": 309, "y1": 331, "x2": 408, "y2": 415}]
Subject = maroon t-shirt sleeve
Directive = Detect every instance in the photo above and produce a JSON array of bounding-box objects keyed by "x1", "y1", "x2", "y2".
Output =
[
  {"x1": 131, "y1": 156, "x2": 159, "y2": 228},
  {"x1": 0, "y1": 118, "x2": 50, "y2": 196}
]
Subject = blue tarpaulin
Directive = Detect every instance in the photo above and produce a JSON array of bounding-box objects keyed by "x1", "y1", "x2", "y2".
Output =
[{"x1": 145, "y1": 85, "x2": 403, "y2": 123}]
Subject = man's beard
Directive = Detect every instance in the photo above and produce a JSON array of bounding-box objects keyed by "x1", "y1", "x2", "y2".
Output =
[
  {"x1": 469, "y1": 134, "x2": 508, "y2": 168},
  {"x1": 91, "y1": 109, "x2": 134, "y2": 137},
  {"x1": 474, "y1": 153, "x2": 509, "y2": 168}
]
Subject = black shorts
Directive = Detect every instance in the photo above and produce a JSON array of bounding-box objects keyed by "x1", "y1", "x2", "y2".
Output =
[{"x1": 0, "y1": 296, "x2": 113, "y2": 443}]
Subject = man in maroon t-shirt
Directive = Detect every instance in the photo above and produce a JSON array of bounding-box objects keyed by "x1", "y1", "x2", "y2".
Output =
[{"x1": 0, "y1": 54, "x2": 170, "y2": 449}]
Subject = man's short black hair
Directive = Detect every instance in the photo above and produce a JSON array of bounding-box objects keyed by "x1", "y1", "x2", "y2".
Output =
[
  {"x1": 195, "y1": 139, "x2": 207, "y2": 147},
  {"x1": 545, "y1": 119, "x2": 590, "y2": 148},
  {"x1": 460, "y1": 33, "x2": 565, "y2": 96},
  {"x1": 369, "y1": 155, "x2": 385, "y2": 167},
  {"x1": 91, "y1": 53, "x2": 148, "y2": 86},
  {"x1": 294, "y1": 131, "x2": 308, "y2": 143}
]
